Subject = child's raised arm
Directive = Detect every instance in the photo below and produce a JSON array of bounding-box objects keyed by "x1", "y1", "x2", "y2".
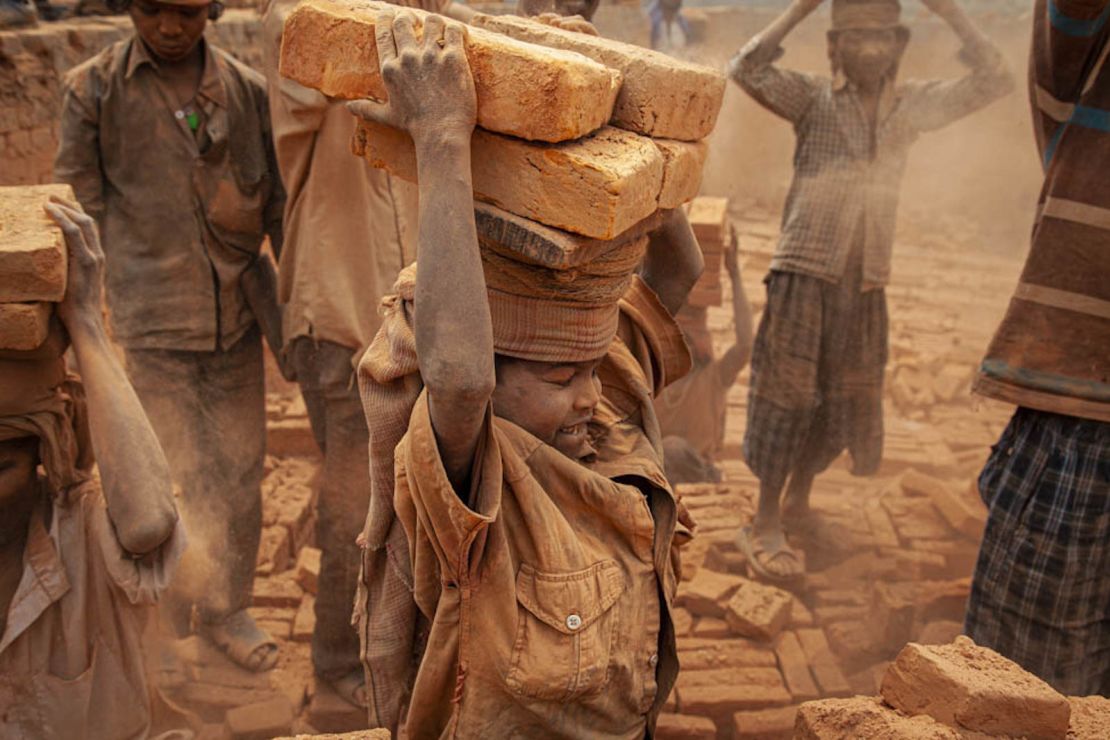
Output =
[
  {"x1": 349, "y1": 14, "x2": 493, "y2": 493},
  {"x1": 45, "y1": 198, "x2": 178, "y2": 556}
]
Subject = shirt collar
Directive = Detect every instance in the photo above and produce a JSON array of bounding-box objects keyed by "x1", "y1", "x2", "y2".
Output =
[
  {"x1": 0, "y1": 491, "x2": 70, "y2": 654},
  {"x1": 124, "y1": 35, "x2": 228, "y2": 108},
  {"x1": 834, "y1": 75, "x2": 898, "y2": 125}
]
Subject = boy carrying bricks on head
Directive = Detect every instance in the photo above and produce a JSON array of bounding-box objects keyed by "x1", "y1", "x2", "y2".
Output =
[
  {"x1": 348, "y1": 12, "x2": 702, "y2": 736},
  {"x1": 54, "y1": 0, "x2": 285, "y2": 672},
  {"x1": 0, "y1": 197, "x2": 183, "y2": 739},
  {"x1": 730, "y1": 0, "x2": 1011, "y2": 582}
]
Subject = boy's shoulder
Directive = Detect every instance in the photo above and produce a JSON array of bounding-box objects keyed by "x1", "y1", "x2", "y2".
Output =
[
  {"x1": 207, "y1": 42, "x2": 268, "y2": 99},
  {"x1": 63, "y1": 37, "x2": 134, "y2": 94}
]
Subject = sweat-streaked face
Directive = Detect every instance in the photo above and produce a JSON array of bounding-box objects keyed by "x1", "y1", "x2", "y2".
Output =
[
  {"x1": 0, "y1": 436, "x2": 39, "y2": 508},
  {"x1": 492, "y1": 355, "x2": 604, "y2": 461},
  {"x1": 831, "y1": 27, "x2": 905, "y2": 90}
]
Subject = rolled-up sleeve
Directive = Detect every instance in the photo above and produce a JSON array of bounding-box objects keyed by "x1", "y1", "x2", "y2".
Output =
[
  {"x1": 902, "y1": 40, "x2": 1014, "y2": 133},
  {"x1": 729, "y1": 38, "x2": 820, "y2": 124},
  {"x1": 395, "y1": 392, "x2": 501, "y2": 584}
]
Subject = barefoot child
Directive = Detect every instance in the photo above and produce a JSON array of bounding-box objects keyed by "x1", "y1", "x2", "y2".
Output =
[
  {"x1": 730, "y1": 0, "x2": 1011, "y2": 582},
  {"x1": 0, "y1": 198, "x2": 183, "y2": 739},
  {"x1": 55, "y1": 0, "x2": 285, "y2": 670},
  {"x1": 349, "y1": 13, "x2": 702, "y2": 735}
]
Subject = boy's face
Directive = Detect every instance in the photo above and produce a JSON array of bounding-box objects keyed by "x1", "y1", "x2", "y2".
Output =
[
  {"x1": 832, "y1": 27, "x2": 904, "y2": 89},
  {"x1": 0, "y1": 437, "x2": 39, "y2": 508},
  {"x1": 492, "y1": 356, "x2": 604, "y2": 461},
  {"x1": 129, "y1": 0, "x2": 209, "y2": 63}
]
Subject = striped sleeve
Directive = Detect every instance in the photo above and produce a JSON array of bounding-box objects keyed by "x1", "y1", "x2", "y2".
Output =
[{"x1": 1031, "y1": 0, "x2": 1110, "y2": 165}]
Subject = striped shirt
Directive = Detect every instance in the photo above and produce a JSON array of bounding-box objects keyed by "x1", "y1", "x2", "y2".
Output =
[
  {"x1": 729, "y1": 37, "x2": 1011, "y2": 290},
  {"x1": 975, "y1": 0, "x2": 1110, "y2": 421}
]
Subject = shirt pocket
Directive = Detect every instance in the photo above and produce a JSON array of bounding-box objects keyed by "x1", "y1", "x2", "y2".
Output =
[
  {"x1": 505, "y1": 560, "x2": 626, "y2": 702},
  {"x1": 34, "y1": 638, "x2": 148, "y2": 740}
]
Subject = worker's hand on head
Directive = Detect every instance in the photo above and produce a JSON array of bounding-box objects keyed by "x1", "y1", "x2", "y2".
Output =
[
  {"x1": 347, "y1": 13, "x2": 476, "y2": 147},
  {"x1": 534, "y1": 11, "x2": 599, "y2": 35},
  {"x1": 44, "y1": 196, "x2": 106, "y2": 332}
]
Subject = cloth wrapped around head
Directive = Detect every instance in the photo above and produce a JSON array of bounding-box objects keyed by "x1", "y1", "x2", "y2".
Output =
[
  {"x1": 357, "y1": 232, "x2": 649, "y2": 549},
  {"x1": 830, "y1": 0, "x2": 902, "y2": 31},
  {"x1": 0, "y1": 355, "x2": 93, "y2": 493}
]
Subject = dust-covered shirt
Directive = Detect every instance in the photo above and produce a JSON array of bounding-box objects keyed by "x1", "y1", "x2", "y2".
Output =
[
  {"x1": 0, "y1": 478, "x2": 184, "y2": 740},
  {"x1": 55, "y1": 36, "x2": 285, "y2": 351},
  {"x1": 729, "y1": 36, "x2": 1012, "y2": 289},
  {"x1": 393, "y1": 278, "x2": 692, "y2": 738}
]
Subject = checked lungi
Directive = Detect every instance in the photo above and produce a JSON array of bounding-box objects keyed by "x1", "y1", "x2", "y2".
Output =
[
  {"x1": 964, "y1": 407, "x2": 1110, "y2": 696},
  {"x1": 743, "y1": 255, "x2": 888, "y2": 491}
]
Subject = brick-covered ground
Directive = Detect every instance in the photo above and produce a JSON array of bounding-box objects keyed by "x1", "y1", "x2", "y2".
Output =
[{"x1": 158, "y1": 204, "x2": 1021, "y2": 739}]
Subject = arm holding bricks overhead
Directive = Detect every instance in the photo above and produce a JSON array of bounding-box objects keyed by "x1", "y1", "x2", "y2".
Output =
[{"x1": 728, "y1": 0, "x2": 823, "y2": 123}]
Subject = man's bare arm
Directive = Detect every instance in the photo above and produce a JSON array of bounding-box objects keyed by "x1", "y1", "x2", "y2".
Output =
[
  {"x1": 716, "y1": 228, "x2": 753, "y2": 388},
  {"x1": 45, "y1": 199, "x2": 178, "y2": 556},
  {"x1": 641, "y1": 209, "x2": 704, "y2": 316},
  {"x1": 741, "y1": 0, "x2": 824, "y2": 64},
  {"x1": 350, "y1": 14, "x2": 492, "y2": 492}
]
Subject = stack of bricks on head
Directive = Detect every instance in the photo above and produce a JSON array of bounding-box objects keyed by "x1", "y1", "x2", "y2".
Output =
[
  {"x1": 795, "y1": 636, "x2": 1109, "y2": 739},
  {"x1": 685, "y1": 195, "x2": 730, "y2": 308},
  {"x1": 278, "y1": 0, "x2": 726, "y2": 263},
  {"x1": 0, "y1": 184, "x2": 71, "y2": 354}
]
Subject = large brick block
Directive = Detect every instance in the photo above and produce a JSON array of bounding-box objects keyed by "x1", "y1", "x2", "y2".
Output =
[
  {"x1": 354, "y1": 120, "x2": 673, "y2": 239},
  {"x1": 677, "y1": 568, "x2": 743, "y2": 618},
  {"x1": 280, "y1": 0, "x2": 619, "y2": 143},
  {"x1": 474, "y1": 201, "x2": 663, "y2": 270},
  {"x1": 794, "y1": 697, "x2": 962, "y2": 739},
  {"x1": 0, "y1": 184, "x2": 70, "y2": 302},
  {"x1": 723, "y1": 577, "x2": 793, "y2": 641},
  {"x1": 655, "y1": 139, "x2": 707, "y2": 209},
  {"x1": 472, "y1": 13, "x2": 725, "y2": 141},
  {"x1": 1069, "y1": 695, "x2": 1110, "y2": 740},
  {"x1": 0, "y1": 302, "x2": 51, "y2": 350},
  {"x1": 880, "y1": 636, "x2": 1070, "y2": 739}
]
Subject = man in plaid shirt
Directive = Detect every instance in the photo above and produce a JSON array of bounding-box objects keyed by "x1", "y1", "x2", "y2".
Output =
[{"x1": 730, "y1": 0, "x2": 1011, "y2": 581}]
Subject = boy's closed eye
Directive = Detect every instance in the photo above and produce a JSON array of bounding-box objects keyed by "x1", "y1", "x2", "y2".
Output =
[{"x1": 541, "y1": 367, "x2": 577, "y2": 386}]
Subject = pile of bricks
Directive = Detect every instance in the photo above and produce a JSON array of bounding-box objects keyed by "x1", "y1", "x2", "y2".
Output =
[
  {"x1": 280, "y1": 0, "x2": 724, "y2": 241},
  {"x1": 0, "y1": 184, "x2": 70, "y2": 353},
  {"x1": 796, "y1": 637, "x2": 1109, "y2": 739},
  {"x1": 685, "y1": 196, "x2": 730, "y2": 307}
]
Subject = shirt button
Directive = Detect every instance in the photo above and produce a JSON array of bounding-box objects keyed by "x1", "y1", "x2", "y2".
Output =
[
  {"x1": 649, "y1": 653, "x2": 659, "y2": 667},
  {"x1": 566, "y1": 614, "x2": 582, "y2": 630}
]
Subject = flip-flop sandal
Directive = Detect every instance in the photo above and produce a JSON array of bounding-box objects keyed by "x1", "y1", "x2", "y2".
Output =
[
  {"x1": 737, "y1": 525, "x2": 806, "y2": 585},
  {"x1": 324, "y1": 669, "x2": 369, "y2": 710},
  {"x1": 202, "y1": 610, "x2": 279, "y2": 673}
]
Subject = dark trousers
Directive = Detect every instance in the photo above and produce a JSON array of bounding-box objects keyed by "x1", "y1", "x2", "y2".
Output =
[
  {"x1": 125, "y1": 328, "x2": 265, "y2": 623},
  {"x1": 291, "y1": 337, "x2": 371, "y2": 681}
]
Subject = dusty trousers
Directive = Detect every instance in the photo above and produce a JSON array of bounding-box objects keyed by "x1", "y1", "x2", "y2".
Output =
[
  {"x1": 291, "y1": 337, "x2": 370, "y2": 681},
  {"x1": 125, "y1": 327, "x2": 266, "y2": 623}
]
